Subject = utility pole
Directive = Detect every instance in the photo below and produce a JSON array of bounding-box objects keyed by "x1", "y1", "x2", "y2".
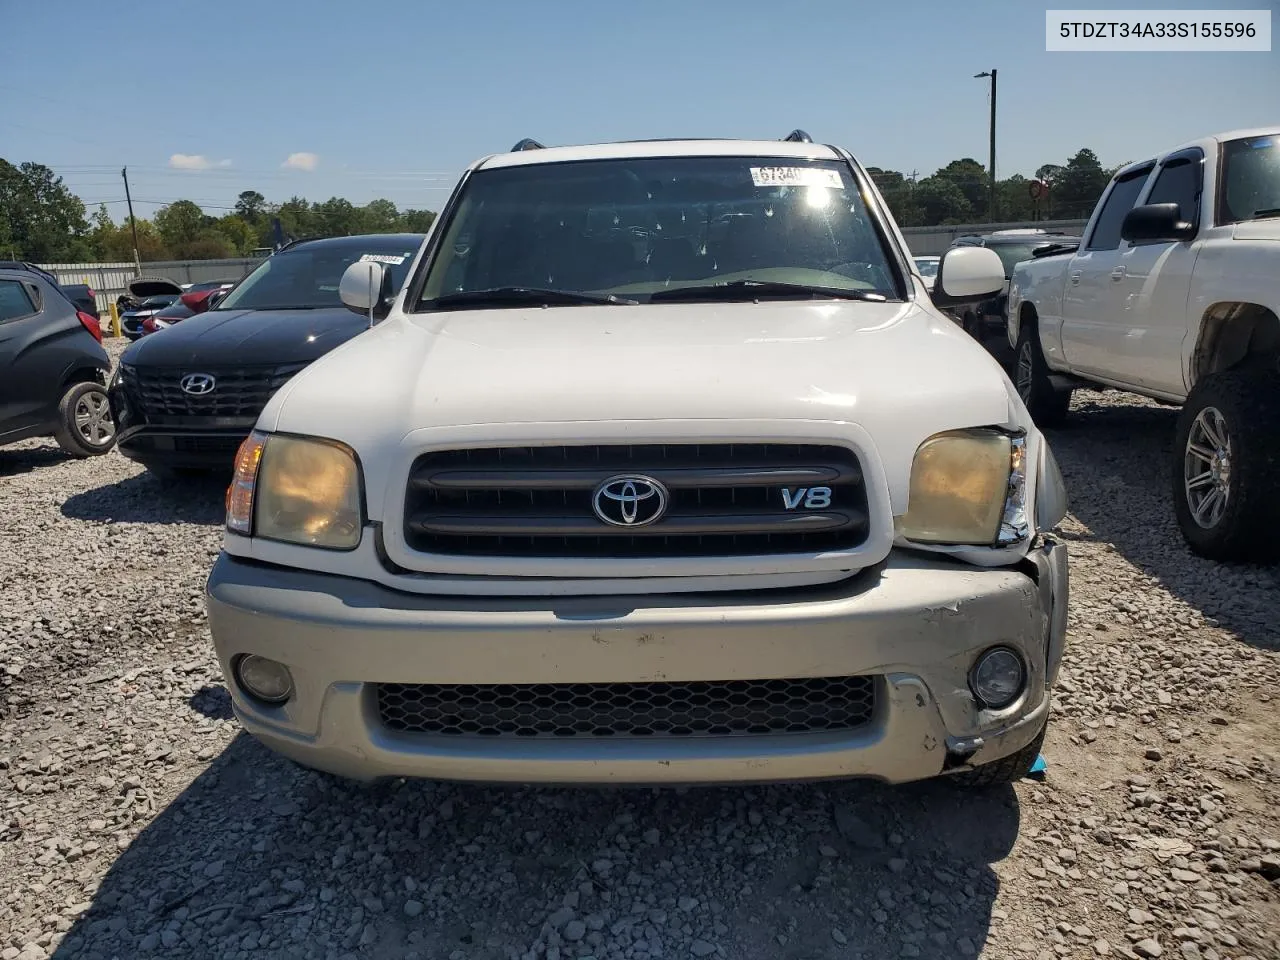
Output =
[
  {"x1": 974, "y1": 69, "x2": 997, "y2": 222},
  {"x1": 121, "y1": 166, "x2": 141, "y2": 275}
]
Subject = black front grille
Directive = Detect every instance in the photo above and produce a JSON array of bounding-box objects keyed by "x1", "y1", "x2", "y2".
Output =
[
  {"x1": 123, "y1": 363, "x2": 308, "y2": 419},
  {"x1": 377, "y1": 676, "x2": 877, "y2": 738},
  {"x1": 403, "y1": 444, "x2": 870, "y2": 558}
]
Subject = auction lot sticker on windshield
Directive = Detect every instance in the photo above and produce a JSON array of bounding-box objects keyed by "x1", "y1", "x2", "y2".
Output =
[
  {"x1": 750, "y1": 167, "x2": 845, "y2": 189},
  {"x1": 359, "y1": 253, "x2": 407, "y2": 265}
]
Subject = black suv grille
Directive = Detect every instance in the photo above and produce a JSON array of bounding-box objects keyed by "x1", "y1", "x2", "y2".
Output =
[
  {"x1": 402, "y1": 444, "x2": 870, "y2": 558},
  {"x1": 377, "y1": 676, "x2": 877, "y2": 738},
  {"x1": 124, "y1": 363, "x2": 308, "y2": 419}
]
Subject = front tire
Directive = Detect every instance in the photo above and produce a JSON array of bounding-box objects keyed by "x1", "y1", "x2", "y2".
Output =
[
  {"x1": 54, "y1": 382, "x2": 116, "y2": 457},
  {"x1": 1172, "y1": 369, "x2": 1280, "y2": 563},
  {"x1": 1014, "y1": 323, "x2": 1071, "y2": 427}
]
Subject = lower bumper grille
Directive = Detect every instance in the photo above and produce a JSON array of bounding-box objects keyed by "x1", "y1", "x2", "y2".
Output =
[{"x1": 376, "y1": 676, "x2": 877, "y2": 738}]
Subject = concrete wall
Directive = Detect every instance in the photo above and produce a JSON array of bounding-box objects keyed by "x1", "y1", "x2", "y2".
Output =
[
  {"x1": 38, "y1": 258, "x2": 265, "y2": 310},
  {"x1": 901, "y1": 219, "x2": 1089, "y2": 256}
]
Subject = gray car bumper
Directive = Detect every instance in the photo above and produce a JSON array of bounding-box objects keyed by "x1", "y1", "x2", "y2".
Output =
[{"x1": 205, "y1": 542, "x2": 1067, "y2": 785}]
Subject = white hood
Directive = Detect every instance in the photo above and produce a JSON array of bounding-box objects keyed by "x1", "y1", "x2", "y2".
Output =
[{"x1": 272, "y1": 299, "x2": 1010, "y2": 419}]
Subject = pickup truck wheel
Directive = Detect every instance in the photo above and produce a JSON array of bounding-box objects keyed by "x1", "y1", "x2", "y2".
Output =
[
  {"x1": 53, "y1": 382, "x2": 116, "y2": 457},
  {"x1": 952, "y1": 722, "x2": 1047, "y2": 788},
  {"x1": 1014, "y1": 325, "x2": 1071, "y2": 426},
  {"x1": 1173, "y1": 370, "x2": 1280, "y2": 562}
]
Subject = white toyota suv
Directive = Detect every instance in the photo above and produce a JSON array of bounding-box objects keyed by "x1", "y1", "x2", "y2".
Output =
[{"x1": 206, "y1": 132, "x2": 1070, "y2": 788}]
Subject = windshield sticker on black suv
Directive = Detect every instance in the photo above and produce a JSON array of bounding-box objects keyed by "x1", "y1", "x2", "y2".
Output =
[
  {"x1": 749, "y1": 167, "x2": 844, "y2": 189},
  {"x1": 359, "y1": 253, "x2": 407, "y2": 265}
]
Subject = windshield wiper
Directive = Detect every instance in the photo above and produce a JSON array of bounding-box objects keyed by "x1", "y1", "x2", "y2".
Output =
[
  {"x1": 423, "y1": 287, "x2": 637, "y2": 310},
  {"x1": 1252, "y1": 208, "x2": 1280, "y2": 219},
  {"x1": 648, "y1": 280, "x2": 889, "y2": 303}
]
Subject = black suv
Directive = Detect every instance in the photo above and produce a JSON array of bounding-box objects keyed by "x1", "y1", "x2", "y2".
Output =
[
  {"x1": 0, "y1": 263, "x2": 116, "y2": 457},
  {"x1": 949, "y1": 231, "x2": 1080, "y2": 342},
  {"x1": 109, "y1": 233, "x2": 425, "y2": 474}
]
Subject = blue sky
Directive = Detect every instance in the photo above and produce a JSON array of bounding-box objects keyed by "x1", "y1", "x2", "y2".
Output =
[{"x1": 3, "y1": 0, "x2": 1276, "y2": 221}]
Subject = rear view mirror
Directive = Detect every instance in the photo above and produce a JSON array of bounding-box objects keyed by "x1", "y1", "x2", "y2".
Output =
[
  {"x1": 1121, "y1": 203, "x2": 1195, "y2": 243},
  {"x1": 339, "y1": 261, "x2": 394, "y2": 321},
  {"x1": 930, "y1": 247, "x2": 1005, "y2": 307}
]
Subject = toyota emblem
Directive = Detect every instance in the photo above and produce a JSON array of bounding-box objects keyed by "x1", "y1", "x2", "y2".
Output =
[
  {"x1": 591, "y1": 475, "x2": 669, "y2": 527},
  {"x1": 180, "y1": 373, "x2": 216, "y2": 395}
]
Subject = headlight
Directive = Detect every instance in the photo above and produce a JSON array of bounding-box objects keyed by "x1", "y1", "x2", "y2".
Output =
[
  {"x1": 225, "y1": 430, "x2": 363, "y2": 549},
  {"x1": 900, "y1": 429, "x2": 1028, "y2": 546}
]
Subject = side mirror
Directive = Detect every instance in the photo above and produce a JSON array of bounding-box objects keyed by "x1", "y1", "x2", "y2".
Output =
[
  {"x1": 1121, "y1": 203, "x2": 1195, "y2": 243},
  {"x1": 929, "y1": 247, "x2": 1005, "y2": 307},
  {"x1": 339, "y1": 261, "x2": 394, "y2": 321}
]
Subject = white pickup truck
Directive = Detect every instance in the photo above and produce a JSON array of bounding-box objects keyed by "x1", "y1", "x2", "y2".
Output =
[
  {"x1": 1008, "y1": 128, "x2": 1280, "y2": 563},
  {"x1": 205, "y1": 133, "x2": 1070, "y2": 790}
]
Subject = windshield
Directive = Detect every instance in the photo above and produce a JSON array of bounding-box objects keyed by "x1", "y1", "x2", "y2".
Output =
[
  {"x1": 986, "y1": 242, "x2": 1070, "y2": 276},
  {"x1": 913, "y1": 257, "x2": 939, "y2": 278},
  {"x1": 154, "y1": 302, "x2": 192, "y2": 319},
  {"x1": 418, "y1": 156, "x2": 901, "y2": 306},
  {"x1": 216, "y1": 237, "x2": 420, "y2": 311},
  {"x1": 1219, "y1": 134, "x2": 1280, "y2": 224},
  {"x1": 140, "y1": 295, "x2": 178, "y2": 308}
]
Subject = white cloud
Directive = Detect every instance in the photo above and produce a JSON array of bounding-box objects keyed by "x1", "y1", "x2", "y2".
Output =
[
  {"x1": 169, "y1": 153, "x2": 223, "y2": 170},
  {"x1": 281, "y1": 152, "x2": 319, "y2": 172}
]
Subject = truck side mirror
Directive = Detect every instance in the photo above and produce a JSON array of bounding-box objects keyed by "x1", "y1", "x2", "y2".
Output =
[
  {"x1": 1120, "y1": 203, "x2": 1195, "y2": 243},
  {"x1": 930, "y1": 247, "x2": 1005, "y2": 307}
]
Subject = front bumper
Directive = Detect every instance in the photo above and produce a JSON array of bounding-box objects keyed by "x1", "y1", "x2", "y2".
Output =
[
  {"x1": 206, "y1": 542, "x2": 1067, "y2": 785},
  {"x1": 108, "y1": 382, "x2": 252, "y2": 469}
]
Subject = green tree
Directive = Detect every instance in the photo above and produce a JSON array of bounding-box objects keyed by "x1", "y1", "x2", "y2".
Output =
[
  {"x1": 1053, "y1": 149, "x2": 1111, "y2": 219},
  {"x1": 216, "y1": 215, "x2": 257, "y2": 255},
  {"x1": 913, "y1": 176, "x2": 972, "y2": 225},
  {"x1": 865, "y1": 167, "x2": 921, "y2": 227},
  {"x1": 234, "y1": 190, "x2": 267, "y2": 224},
  {"x1": 0, "y1": 159, "x2": 91, "y2": 261},
  {"x1": 399, "y1": 208, "x2": 437, "y2": 233},
  {"x1": 154, "y1": 200, "x2": 207, "y2": 249},
  {"x1": 88, "y1": 205, "x2": 170, "y2": 261},
  {"x1": 313, "y1": 197, "x2": 358, "y2": 237},
  {"x1": 361, "y1": 198, "x2": 400, "y2": 233},
  {"x1": 934, "y1": 158, "x2": 990, "y2": 218},
  {"x1": 271, "y1": 196, "x2": 316, "y2": 244},
  {"x1": 1034, "y1": 163, "x2": 1065, "y2": 186},
  {"x1": 995, "y1": 174, "x2": 1036, "y2": 223},
  {"x1": 181, "y1": 234, "x2": 235, "y2": 259}
]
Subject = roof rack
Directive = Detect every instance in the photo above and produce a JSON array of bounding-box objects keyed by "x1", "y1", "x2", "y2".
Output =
[
  {"x1": 510, "y1": 138, "x2": 545, "y2": 152},
  {"x1": 783, "y1": 129, "x2": 813, "y2": 143}
]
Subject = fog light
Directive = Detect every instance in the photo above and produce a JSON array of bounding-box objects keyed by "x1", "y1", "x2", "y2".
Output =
[
  {"x1": 970, "y1": 647, "x2": 1025, "y2": 709},
  {"x1": 234, "y1": 654, "x2": 294, "y2": 704}
]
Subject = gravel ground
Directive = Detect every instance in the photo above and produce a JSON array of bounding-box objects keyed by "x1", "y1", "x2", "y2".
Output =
[{"x1": 1, "y1": 340, "x2": 1278, "y2": 960}]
